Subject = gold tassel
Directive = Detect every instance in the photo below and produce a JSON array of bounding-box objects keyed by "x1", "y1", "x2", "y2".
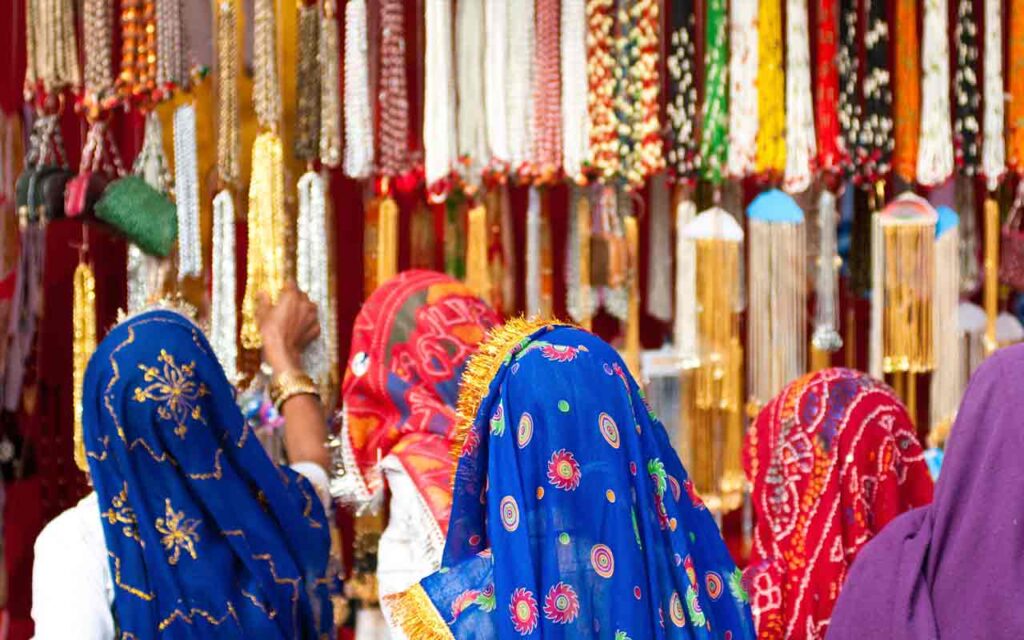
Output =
[
  {"x1": 464, "y1": 204, "x2": 491, "y2": 300},
  {"x1": 377, "y1": 193, "x2": 399, "y2": 288},
  {"x1": 241, "y1": 131, "x2": 287, "y2": 350},
  {"x1": 870, "y1": 194, "x2": 937, "y2": 414},
  {"x1": 73, "y1": 261, "x2": 97, "y2": 473},
  {"x1": 984, "y1": 197, "x2": 999, "y2": 355},
  {"x1": 577, "y1": 192, "x2": 592, "y2": 331},
  {"x1": 682, "y1": 208, "x2": 744, "y2": 513},
  {"x1": 693, "y1": 238, "x2": 742, "y2": 412},
  {"x1": 624, "y1": 215, "x2": 641, "y2": 379}
]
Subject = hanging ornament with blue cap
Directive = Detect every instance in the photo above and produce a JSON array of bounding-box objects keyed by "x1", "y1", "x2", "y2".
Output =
[
  {"x1": 746, "y1": 190, "x2": 807, "y2": 414},
  {"x1": 680, "y1": 207, "x2": 744, "y2": 512},
  {"x1": 869, "y1": 193, "x2": 938, "y2": 417}
]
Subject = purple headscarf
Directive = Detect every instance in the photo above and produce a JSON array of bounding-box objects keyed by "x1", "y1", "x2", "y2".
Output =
[{"x1": 827, "y1": 344, "x2": 1024, "y2": 639}]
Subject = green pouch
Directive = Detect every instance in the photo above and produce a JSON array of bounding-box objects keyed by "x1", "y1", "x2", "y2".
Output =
[{"x1": 95, "y1": 176, "x2": 178, "y2": 258}]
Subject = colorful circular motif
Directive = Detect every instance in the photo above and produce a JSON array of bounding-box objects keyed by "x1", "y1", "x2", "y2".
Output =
[
  {"x1": 490, "y1": 405, "x2": 506, "y2": 436},
  {"x1": 668, "y1": 475, "x2": 682, "y2": 502},
  {"x1": 517, "y1": 413, "x2": 534, "y2": 448},
  {"x1": 558, "y1": 532, "x2": 571, "y2": 545},
  {"x1": 633, "y1": 586, "x2": 642, "y2": 600},
  {"x1": 468, "y1": 534, "x2": 481, "y2": 547},
  {"x1": 686, "y1": 585, "x2": 706, "y2": 626},
  {"x1": 557, "y1": 399, "x2": 571, "y2": 413},
  {"x1": 590, "y1": 544, "x2": 615, "y2": 578},
  {"x1": 629, "y1": 461, "x2": 637, "y2": 475},
  {"x1": 509, "y1": 587, "x2": 539, "y2": 635},
  {"x1": 603, "y1": 363, "x2": 614, "y2": 375},
  {"x1": 606, "y1": 489, "x2": 616, "y2": 503},
  {"x1": 705, "y1": 572, "x2": 724, "y2": 600},
  {"x1": 542, "y1": 582, "x2": 581, "y2": 624},
  {"x1": 547, "y1": 449, "x2": 582, "y2": 491},
  {"x1": 598, "y1": 412, "x2": 621, "y2": 449},
  {"x1": 669, "y1": 592, "x2": 686, "y2": 628},
  {"x1": 500, "y1": 496, "x2": 520, "y2": 532},
  {"x1": 536, "y1": 487, "x2": 545, "y2": 500}
]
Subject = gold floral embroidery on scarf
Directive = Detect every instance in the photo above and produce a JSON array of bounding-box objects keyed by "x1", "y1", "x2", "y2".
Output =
[
  {"x1": 155, "y1": 498, "x2": 201, "y2": 565},
  {"x1": 133, "y1": 349, "x2": 210, "y2": 438},
  {"x1": 101, "y1": 481, "x2": 141, "y2": 544}
]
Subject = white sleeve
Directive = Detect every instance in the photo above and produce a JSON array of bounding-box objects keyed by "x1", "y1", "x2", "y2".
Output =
[
  {"x1": 31, "y1": 500, "x2": 114, "y2": 640},
  {"x1": 289, "y1": 461, "x2": 332, "y2": 513},
  {"x1": 375, "y1": 459, "x2": 445, "y2": 598}
]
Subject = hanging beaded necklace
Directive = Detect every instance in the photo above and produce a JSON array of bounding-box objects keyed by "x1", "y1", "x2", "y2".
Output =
[
  {"x1": 666, "y1": 0, "x2": 699, "y2": 182},
  {"x1": 700, "y1": 0, "x2": 729, "y2": 186},
  {"x1": 378, "y1": 0, "x2": 411, "y2": 178},
  {"x1": 586, "y1": 0, "x2": 618, "y2": 182},
  {"x1": 954, "y1": 0, "x2": 980, "y2": 176}
]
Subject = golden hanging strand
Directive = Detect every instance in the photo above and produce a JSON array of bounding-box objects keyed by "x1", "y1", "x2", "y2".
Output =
[
  {"x1": 241, "y1": 132, "x2": 287, "y2": 349},
  {"x1": 682, "y1": 208, "x2": 744, "y2": 513},
  {"x1": 72, "y1": 260, "x2": 97, "y2": 473},
  {"x1": 983, "y1": 197, "x2": 999, "y2": 354},
  {"x1": 624, "y1": 215, "x2": 641, "y2": 379},
  {"x1": 870, "y1": 194, "x2": 937, "y2": 415},
  {"x1": 241, "y1": 0, "x2": 286, "y2": 349},
  {"x1": 215, "y1": 0, "x2": 241, "y2": 187},
  {"x1": 464, "y1": 203, "x2": 491, "y2": 300},
  {"x1": 376, "y1": 190, "x2": 399, "y2": 289}
]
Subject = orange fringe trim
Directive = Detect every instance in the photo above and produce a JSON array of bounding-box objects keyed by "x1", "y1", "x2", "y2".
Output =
[
  {"x1": 450, "y1": 316, "x2": 575, "y2": 466},
  {"x1": 381, "y1": 584, "x2": 454, "y2": 640}
]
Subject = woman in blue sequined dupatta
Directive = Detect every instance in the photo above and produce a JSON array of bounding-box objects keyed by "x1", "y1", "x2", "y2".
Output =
[
  {"x1": 32, "y1": 304, "x2": 334, "y2": 639},
  {"x1": 385, "y1": 320, "x2": 754, "y2": 639}
]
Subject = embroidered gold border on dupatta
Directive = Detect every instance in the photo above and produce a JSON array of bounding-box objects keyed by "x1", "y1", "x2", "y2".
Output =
[
  {"x1": 450, "y1": 316, "x2": 572, "y2": 464},
  {"x1": 381, "y1": 584, "x2": 455, "y2": 640}
]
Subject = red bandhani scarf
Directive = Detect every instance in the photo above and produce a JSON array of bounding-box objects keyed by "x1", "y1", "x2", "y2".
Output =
[
  {"x1": 744, "y1": 368, "x2": 933, "y2": 639},
  {"x1": 340, "y1": 270, "x2": 501, "y2": 534}
]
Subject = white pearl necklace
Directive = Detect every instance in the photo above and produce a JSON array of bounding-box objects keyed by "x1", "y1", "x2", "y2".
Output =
[
  {"x1": 424, "y1": 0, "x2": 457, "y2": 186},
  {"x1": 560, "y1": 0, "x2": 588, "y2": 181},
  {"x1": 210, "y1": 189, "x2": 237, "y2": 381},
  {"x1": 343, "y1": 0, "x2": 374, "y2": 179},
  {"x1": 727, "y1": 0, "x2": 758, "y2": 178},
  {"x1": 982, "y1": 0, "x2": 1005, "y2": 191},
  {"x1": 296, "y1": 171, "x2": 330, "y2": 382},
  {"x1": 784, "y1": 0, "x2": 816, "y2": 193},
  {"x1": 917, "y1": 0, "x2": 954, "y2": 186},
  {"x1": 173, "y1": 103, "x2": 202, "y2": 278}
]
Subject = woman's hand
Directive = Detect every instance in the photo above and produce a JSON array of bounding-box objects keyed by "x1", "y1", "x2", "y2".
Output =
[{"x1": 256, "y1": 282, "x2": 321, "y2": 375}]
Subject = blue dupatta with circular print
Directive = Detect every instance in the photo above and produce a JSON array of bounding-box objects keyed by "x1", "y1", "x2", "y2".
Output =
[
  {"x1": 82, "y1": 309, "x2": 333, "y2": 638},
  {"x1": 386, "y1": 322, "x2": 753, "y2": 639}
]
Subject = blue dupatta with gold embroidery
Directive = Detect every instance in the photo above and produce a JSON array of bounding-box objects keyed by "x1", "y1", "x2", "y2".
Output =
[
  {"x1": 386, "y1": 321, "x2": 754, "y2": 639},
  {"x1": 81, "y1": 309, "x2": 332, "y2": 638}
]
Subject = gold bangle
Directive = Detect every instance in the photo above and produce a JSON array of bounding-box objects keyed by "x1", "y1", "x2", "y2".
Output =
[{"x1": 270, "y1": 369, "x2": 320, "y2": 412}]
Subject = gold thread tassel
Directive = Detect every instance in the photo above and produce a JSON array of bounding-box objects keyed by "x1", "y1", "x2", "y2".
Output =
[
  {"x1": 464, "y1": 203, "x2": 491, "y2": 300},
  {"x1": 241, "y1": 131, "x2": 287, "y2": 350},
  {"x1": 870, "y1": 193, "x2": 938, "y2": 414},
  {"x1": 984, "y1": 197, "x2": 999, "y2": 355},
  {"x1": 624, "y1": 215, "x2": 641, "y2": 379},
  {"x1": 377, "y1": 192, "x2": 399, "y2": 289},
  {"x1": 681, "y1": 207, "x2": 744, "y2": 512},
  {"x1": 381, "y1": 584, "x2": 454, "y2": 640},
  {"x1": 73, "y1": 261, "x2": 97, "y2": 472}
]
